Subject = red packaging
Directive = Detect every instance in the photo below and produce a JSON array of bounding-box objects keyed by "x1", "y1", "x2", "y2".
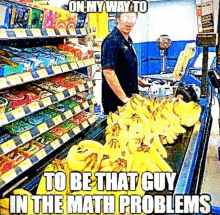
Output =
[
  {"x1": 18, "y1": 140, "x2": 44, "y2": 159},
  {"x1": 0, "y1": 156, "x2": 13, "y2": 176}
]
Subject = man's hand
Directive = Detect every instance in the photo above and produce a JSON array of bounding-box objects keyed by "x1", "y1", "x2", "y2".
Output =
[{"x1": 122, "y1": 97, "x2": 130, "y2": 104}]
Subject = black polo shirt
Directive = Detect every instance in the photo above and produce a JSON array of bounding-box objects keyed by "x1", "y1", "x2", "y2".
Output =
[{"x1": 101, "y1": 27, "x2": 138, "y2": 114}]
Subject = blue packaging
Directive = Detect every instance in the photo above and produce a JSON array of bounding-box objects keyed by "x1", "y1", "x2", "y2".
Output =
[
  {"x1": 35, "y1": 47, "x2": 68, "y2": 65},
  {"x1": 0, "y1": 5, "x2": 11, "y2": 29}
]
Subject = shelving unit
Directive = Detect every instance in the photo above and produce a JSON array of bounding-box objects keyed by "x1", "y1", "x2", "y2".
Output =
[{"x1": 0, "y1": 26, "x2": 100, "y2": 196}]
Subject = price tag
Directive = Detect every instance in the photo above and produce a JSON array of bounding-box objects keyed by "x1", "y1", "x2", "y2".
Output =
[
  {"x1": 52, "y1": 115, "x2": 63, "y2": 125},
  {"x1": 87, "y1": 81, "x2": 93, "y2": 88},
  {"x1": 56, "y1": 92, "x2": 65, "y2": 101},
  {"x1": 74, "y1": 105, "x2": 81, "y2": 114},
  {"x1": 46, "y1": 28, "x2": 56, "y2": 37},
  {"x1": 37, "y1": 69, "x2": 48, "y2": 78},
  {"x1": 0, "y1": 114, "x2": 9, "y2": 126},
  {"x1": 50, "y1": 139, "x2": 61, "y2": 150},
  {"x1": 28, "y1": 102, "x2": 40, "y2": 113},
  {"x1": 88, "y1": 58, "x2": 95, "y2": 65},
  {"x1": 1, "y1": 139, "x2": 16, "y2": 155},
  {"x1": 78, "y1": 84, "x2": 85, "y2": 92},
  {"x1": 83, "y1": 59, "x2": 90, "y2": 66},
  {"x1": 64, "y1": 110, "x2": 73, "y2": 119},
  {"x1": 35, "y1": 149, "x2": 47, "y2": 160},
  {"x1": 77, "y1": 61, "x2": 85, "y2": 68},
  {"x1": 7, "y1": 75, "x2": 22, "y2": 86},
  {"x1": 80, "y1": 28, "x2": 87, "y2": 35},
  {"x1": 68, "y1": 88, "x2": 76, "y2": 96},
  {"x1": 2, "y1": 169, "x2": 17, "y2": 184},
  {"x1": 61, "y1": 64, "x2": 69, "y2": 72},
  {"x1": 91, "y1": 97, "x2": 97, "y2": 104},
  {"x1": 52, "y1": 66, "x2": 62, "y2": 74},
  {"x1": 0, "y1": 29, "x2": 8, "y2": 38},
  {"x1": 41, "y1": 97, "x2": 52, "y2": 107},
  {"x1": 14, "y1": 29, "x2": 27, "y2": 38},
  {"x1": 82, "y1": 101, "x2": 89, "y2": 109},
  {"x1": 18, "y1": 158, "x2": 33, "y2": 172},
  {"x1": 37, "y1": 123, "x2": 48, "y2": 134},
  {"x1": 19, "y1": 131, "x2": 32, "y2": 143},
  {"x1": 11, "y1": 107, "x2": 26, "y2": 119},
  {"x1": 73, "y1": 126, "x2": 81, "y2": 135},
  {"x1": 93, "y1": 115, "x2": 97, "y2": 122},
  {"x1": 70, "y1": 62, "x2": 78, "y2": 70},
  {"x1": 59, "y1": 29, "x2": 68, "y2": 36},
  {"x1": 82, "y1": 120, "x2": 89, "y2": 129},
  {"x1": 88, "y1": 116, "x2": 94, "y2": 124},
  {"x1": 31, "y1": 29, "x2": 42, "y2": 37},
  {"x1": 69, "y1": 29, "x2": 76, "y2": 36},
  {"x1": 61, "y1": 133, "x2": 70, "y2": 142},
  {"x1": 19, "y1": 72, "x2": 34, "y2": 82},
  {"x1": 0, "y1": 78, "x2": 9, "y2": 89}
]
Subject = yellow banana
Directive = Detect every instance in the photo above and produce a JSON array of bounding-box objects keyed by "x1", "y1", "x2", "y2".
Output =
[
  {"x1": 145, "y1": 146, "x2": 173, "y2": 172},
  {"x1": 141, "y1": 151, "x2": 161, "y2": 173},
  {"x1": 0, "y1": 198, "x2": 9, "y2": 209},
  {"x1": 0, "y1": 207, "x2": 10, "y2": 214},
  {"x1": 77, "y1": 140, "x2": 103, "y2": 150}
]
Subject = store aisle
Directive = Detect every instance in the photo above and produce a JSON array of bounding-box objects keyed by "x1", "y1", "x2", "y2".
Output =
[
  {"x1": 200, "y1": 95, "x2": 220, "y2": 211},
  {"x1": 211, "y1": 96, "x2": 220, "y2": 135}
]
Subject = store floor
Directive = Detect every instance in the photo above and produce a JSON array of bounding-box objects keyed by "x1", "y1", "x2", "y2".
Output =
[{"x1": 201, "y1": 95, "x2": 220, "y2": 211}]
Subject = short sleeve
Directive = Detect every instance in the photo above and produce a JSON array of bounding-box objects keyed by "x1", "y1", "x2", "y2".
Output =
[{"x1": 101, "y1": 37, "x2": 119, "y2": 70}]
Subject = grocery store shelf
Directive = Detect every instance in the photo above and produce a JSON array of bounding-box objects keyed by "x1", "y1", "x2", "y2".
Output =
[
  {"x1": 0, "y1": 59, "x2": 95, "y2": 91},
  {"x1": 0, "y1": 113, "x2": 97, "y2": 190},
  {"x1": 0, "y1": 97, "x2": 97, "y2": 158},
  {"x1": 0, "y1": 76, "x2": 96, "y2": 127},
  {"x1": 0, "y1": 28, "x2": 87, "y2": 42}
]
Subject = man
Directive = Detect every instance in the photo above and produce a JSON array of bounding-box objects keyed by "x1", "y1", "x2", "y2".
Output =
[{"x1": 101, "y1": 7, "x2": 148, "y2": 114}]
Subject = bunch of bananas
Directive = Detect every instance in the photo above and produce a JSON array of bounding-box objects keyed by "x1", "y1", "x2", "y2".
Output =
[{"x1": 1, "y1": 94, "x2": 202, "y2": 215}]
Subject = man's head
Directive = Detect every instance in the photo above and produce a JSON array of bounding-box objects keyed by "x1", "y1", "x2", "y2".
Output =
[{"x1": 115, "y1": 3, "x2": 137, "y2": 36}]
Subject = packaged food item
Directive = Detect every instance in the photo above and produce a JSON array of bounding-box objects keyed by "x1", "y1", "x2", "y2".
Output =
[
  {"x1": 3, "y1": 120, "x2": 34, "y2": 136},
  {"x1": 4, "y1": 47, "x2": 45, "y2": 71},
  {"x1": 6, "y1": 148, "x2": 25, "y2": 167},
  {"x1": 34, "y1": 132, "x2": 57, "y2": 145},
  {"x1": 47, "y1": 46, "x2": 77, "y2": 62},
  {"x1": 49, "y1": 99, "x2": 78, "y2": 113},
  {"x1": 33, "y1": 80, "x2": 67, "y2": 93},
  {"x1": 0, "y1": 156, "x2": 13, "y2": 176},
  {"x1": 0, "y1": 84, "x2": 44, "y2": 112},
  {"x1": 34, "y1": 47, "x2": 68, "y2": 66},
  {"x1": 0, "y1": 64, "x2": 17, "y2": 77},
  {"x1": 71, "y1": 95, "x2": 87, "y2": 104},
  {"x1": 0, "y1": 54, "x2": 31, "y2": 74},
  {"x1": 18, "y1": 140, "x2": 44, "y2": 158},
  {"x1": 0, "y1": 4, "x2": 11, "y2": 28},
  {"x1": 23, "y1": 108, "x2": 59, "y2": 126},
  {"x1": 23, "y1": 48, "x2": 56, "y2": 67},
  {"x1": 68, "y1": 111, "x2": 91, "y2": 125},
  {"x1": 0, "y1": 129, "x2": 14, "y2": 145},
  {"x1": 48, "y1": 120, "x2": 75, "y2": 137},
  {"x1": 0, "y1": 97, "x2": 8, "y2": 115},
  {"x1": 10, "y1": 2, "x2": 30, "y2": 28}
]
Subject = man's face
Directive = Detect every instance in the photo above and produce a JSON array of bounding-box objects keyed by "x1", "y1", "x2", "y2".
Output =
[{"x1": 117, "y1": 13, "x2": 137, "y2": 35}]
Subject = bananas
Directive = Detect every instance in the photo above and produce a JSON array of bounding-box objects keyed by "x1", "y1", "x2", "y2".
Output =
[{"x1": 2, "y1": 94, "x2": 201, "y2": 215}]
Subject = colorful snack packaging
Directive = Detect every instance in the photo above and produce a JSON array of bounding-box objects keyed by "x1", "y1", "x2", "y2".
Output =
[
  {"x1": 23, "y1": 108, "x2": 59, "y2": 126},
  {"x1": 18, "y1": 140, "x2": 44, "y2": 158},
  {"x1": 34, "y1": 132, "x2": 57, "y2": 145},
  {"x1": 3, "y1": 120, "x2": 34, "y2": 136}
]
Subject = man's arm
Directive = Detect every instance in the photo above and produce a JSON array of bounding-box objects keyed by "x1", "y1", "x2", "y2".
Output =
[{"x1": 103, "y1": 68, "x2": 129, "y2": 103}]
